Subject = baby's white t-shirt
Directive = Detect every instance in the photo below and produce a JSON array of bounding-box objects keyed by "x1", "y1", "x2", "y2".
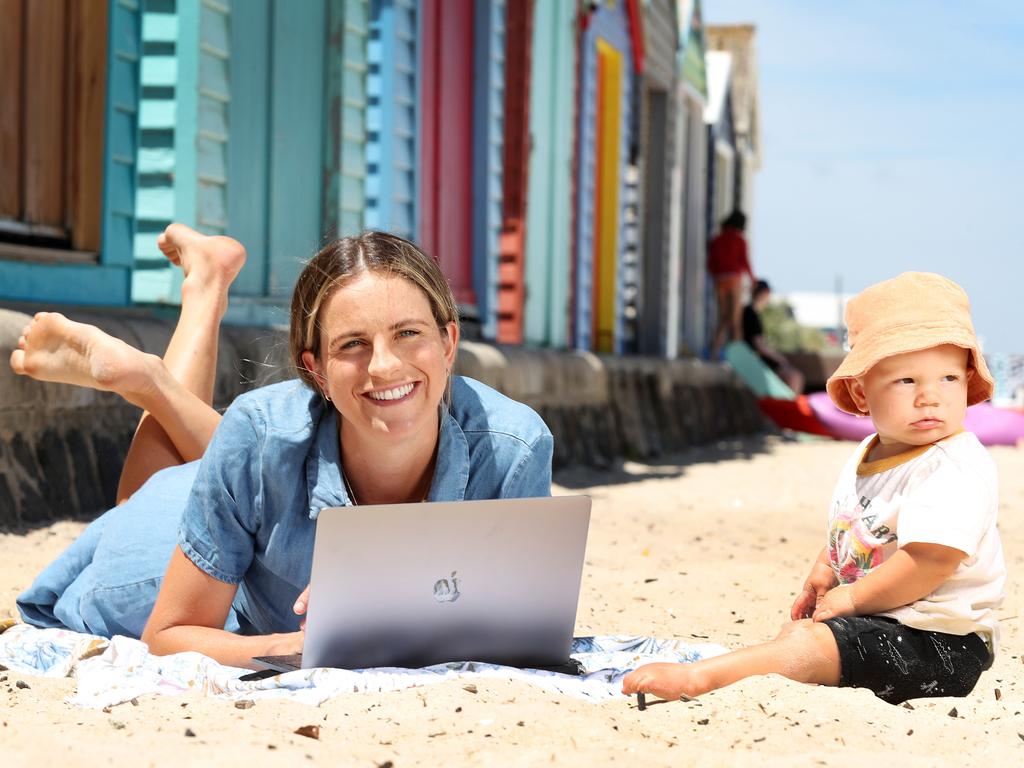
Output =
[{"x1": 827, "y1": 431, "x2": 1006, "y2": 651}]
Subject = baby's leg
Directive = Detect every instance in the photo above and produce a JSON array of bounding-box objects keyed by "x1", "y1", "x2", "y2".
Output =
[
  {"x1": 117, "y1": 224, "x2": 247, "y2": 500},
  {"x1": 622, "y1": 619, "x2": 840, "y2": 701}
]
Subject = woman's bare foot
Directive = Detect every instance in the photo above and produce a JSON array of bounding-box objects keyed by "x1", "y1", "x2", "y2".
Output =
[
  {"x1": 9, "y1": 312, "x2": 163, "y2": 405},
  {"x1": 621, "y1": 662, "x2": 711, "y2": 701},
  {"x1": 157, "y1": 223, "x2": 246, "y2": 295}
]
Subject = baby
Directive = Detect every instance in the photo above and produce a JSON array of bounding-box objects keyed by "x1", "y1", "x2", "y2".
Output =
[{"x1": 623, "y1": 272, "x2": 1006, "y2": 705}]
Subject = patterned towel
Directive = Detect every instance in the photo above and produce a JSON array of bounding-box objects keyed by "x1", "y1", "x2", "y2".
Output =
[{"x1": 0, "y1": 623, "x2": 726, "y2": 709}]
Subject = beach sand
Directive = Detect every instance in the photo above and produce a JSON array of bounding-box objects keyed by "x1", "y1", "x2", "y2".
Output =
[{"x1": 1, "y1": 437, "x2": 1020, "y2": 767}]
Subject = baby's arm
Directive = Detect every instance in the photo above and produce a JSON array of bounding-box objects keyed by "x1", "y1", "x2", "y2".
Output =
[
  {"x1": 790, "y1": 547, "x2": 838, "y2": 620},
  {"x1": 812, "y1": 542, "x2": 964, "y2": 621}
]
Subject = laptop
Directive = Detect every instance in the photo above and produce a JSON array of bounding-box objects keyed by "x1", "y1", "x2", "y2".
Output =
[{"x1": 251, "y1": 495, "x2": 591, "y2": 674}]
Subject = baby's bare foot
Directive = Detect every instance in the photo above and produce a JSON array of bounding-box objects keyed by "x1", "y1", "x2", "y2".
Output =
[
  {"x1": 9, "y1": 312, "x2": 160, "y2": 404},
  {"x1": 157, "y1": 223, "x2": 246, "y2": 290},
  {"x1": 621, "y1": 662, "x2": 710, "y2": 702}
]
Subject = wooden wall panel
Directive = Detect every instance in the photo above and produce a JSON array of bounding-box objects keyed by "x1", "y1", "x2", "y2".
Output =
[
  {"x1": 0, "y1": 0, "x2": 24, "y2": 221},
  {"x1": 23, "y1": 0, "x2": 69, "y2": 234},
  {"x1": 68, "y1": 0, "x2": 108, "y2": 252}
]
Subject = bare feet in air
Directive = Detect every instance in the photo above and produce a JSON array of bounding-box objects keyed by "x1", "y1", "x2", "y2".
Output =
[
  {"x1": 157, "y1": 223, "x2": 246, "y2": 298},
  {"x1": 621, "y1": 662, "x2": 709, "y2": 702},
  {"x1": 9, "y1": 312, "x2": 160, "y2": 406}
]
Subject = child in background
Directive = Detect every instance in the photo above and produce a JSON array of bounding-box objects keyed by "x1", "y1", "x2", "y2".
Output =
[{"x1": 624, "y1": 272, "x2": 1005, "y2": 705}]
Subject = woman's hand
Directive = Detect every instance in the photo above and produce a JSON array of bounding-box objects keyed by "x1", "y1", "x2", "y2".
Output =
[
  {"x1": 294, "y1": 584, "x2": 311, "y2": 630},
  {"x1": 262, "y1": 630, "x2": 306, "y2": 657}
]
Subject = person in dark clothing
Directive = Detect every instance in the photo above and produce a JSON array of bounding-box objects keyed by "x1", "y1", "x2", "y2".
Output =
[{"x1": 743, "y1": 280, "x2": 804, "y2": 394}]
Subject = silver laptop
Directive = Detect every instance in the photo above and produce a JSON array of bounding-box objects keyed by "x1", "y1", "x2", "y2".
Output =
[{"x1": 253, "y1": 495, "x2": 591, "y2": 672}]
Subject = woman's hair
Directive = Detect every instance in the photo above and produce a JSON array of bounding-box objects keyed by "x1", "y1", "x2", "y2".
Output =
[
  {"x1": 289, "y1": 231, "x2": 460, "y2": 391},
  {"x1": 722, "y1": 210, "x2": 747, "y2": 231}
]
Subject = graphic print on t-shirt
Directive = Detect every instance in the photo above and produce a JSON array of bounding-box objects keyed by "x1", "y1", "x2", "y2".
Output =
[{"x1": 829, "y1": 493, "x2": 898, "y2": 583}]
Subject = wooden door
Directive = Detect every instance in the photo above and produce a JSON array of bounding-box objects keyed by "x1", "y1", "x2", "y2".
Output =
[{"x1": 0, "y1": 0, "x2": 107, "y2": 258}]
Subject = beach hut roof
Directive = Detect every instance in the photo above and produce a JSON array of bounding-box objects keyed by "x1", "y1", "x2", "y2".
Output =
[{"x1": 703, "y1": 50, "x2": 732, "y2": 124}]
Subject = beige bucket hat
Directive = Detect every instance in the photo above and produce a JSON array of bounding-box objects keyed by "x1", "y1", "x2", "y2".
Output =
[{"x1": 826, "y1": 272, "x2": 994, "y2": 414}]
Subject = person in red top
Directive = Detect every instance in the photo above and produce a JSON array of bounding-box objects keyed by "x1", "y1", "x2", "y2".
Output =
[{"x1": 707, "y1": 210, "x2": 755, "y2": 360}]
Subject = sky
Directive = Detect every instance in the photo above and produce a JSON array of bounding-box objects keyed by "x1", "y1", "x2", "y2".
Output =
[{"x1": 704, "y1": 1, "x2": 1024, "y2": 353}]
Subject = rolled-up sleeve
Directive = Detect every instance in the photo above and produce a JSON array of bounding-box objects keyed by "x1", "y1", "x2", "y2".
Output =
[{"x1": 178, "y1": 401, "x2": 264, "y2": 584}]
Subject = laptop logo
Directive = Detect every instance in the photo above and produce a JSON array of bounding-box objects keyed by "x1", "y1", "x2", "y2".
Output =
[{"x1": 433, "y1": 571, "x2": 461, "y2": 603}]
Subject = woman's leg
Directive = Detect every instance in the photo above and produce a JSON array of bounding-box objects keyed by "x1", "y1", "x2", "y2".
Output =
[
  {"x1": 709, "y1": 279, "x2": 736, "y2": 360},
  {"x1": 727, "y1": 282, "x2": 745, "y2": 342},
  {"x1": 117, "y1": 225, "x2": 246, "y2": 500},
  {"x1": 9, "y1": 224, "x2": 246, "y2": 502}
]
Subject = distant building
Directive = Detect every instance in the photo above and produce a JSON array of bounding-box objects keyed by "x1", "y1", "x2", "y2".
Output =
[
  {"x1": 779, "y1": 291, "x2": 855, "y2": 348},
  {"x1": 705, "y1": 24, "x2": 761, "y2": 231}
]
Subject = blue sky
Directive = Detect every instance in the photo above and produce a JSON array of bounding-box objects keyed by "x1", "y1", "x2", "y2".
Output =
[{"x1": 705, "y1": 1, "x2": 1024, "y2": 352}]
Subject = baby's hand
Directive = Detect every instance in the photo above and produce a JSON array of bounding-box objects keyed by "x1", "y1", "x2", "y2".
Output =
[
  {"x1": 791, "y1": 562, "x2": 838, "y2": 620},
  {"x1": 812, "y1": 584, "x2": 857, "y2": 622}
]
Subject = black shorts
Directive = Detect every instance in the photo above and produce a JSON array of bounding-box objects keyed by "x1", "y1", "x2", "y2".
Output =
[{"x1": 823, "y1": 615, "x2": 992, "y2": 705}]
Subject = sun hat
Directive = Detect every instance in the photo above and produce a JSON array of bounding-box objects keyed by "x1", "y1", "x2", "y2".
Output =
[{"x1": 826, "y1": 272, "x2": 994, "y2": 414}]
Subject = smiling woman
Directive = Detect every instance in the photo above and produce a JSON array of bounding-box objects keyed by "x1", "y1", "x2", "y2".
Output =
[{"x1": 12, "y1": 226, "x2": 553, "y2": 668}]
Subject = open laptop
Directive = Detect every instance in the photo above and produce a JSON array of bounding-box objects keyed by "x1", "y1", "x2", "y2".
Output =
[{"x1": 251, "y1": 495, "x2": 591, "y2": 674}]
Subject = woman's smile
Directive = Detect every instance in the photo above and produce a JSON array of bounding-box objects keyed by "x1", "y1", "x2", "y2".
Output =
[{"x1": 363, "y1": 381, "x2": 419, "y2": 405}]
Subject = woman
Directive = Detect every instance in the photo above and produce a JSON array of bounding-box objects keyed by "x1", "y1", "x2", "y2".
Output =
[
  {"x1": 12, "y1": 225, "x2": 552, "y2": 668},
  {"x1": 707, "y1": 210, "x2": 755, "y2": 361}
]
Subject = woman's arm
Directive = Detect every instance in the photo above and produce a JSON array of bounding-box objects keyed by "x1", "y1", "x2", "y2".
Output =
[
  {"x1": 811, "y1": 542, "x2": 964, "y2": 622},
  {"x1": 142, "y1": 547, "x2": 303, "y2": 669}
]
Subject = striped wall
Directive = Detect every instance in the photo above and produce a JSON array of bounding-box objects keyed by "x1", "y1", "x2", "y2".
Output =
[
  {"x1": 365, "y1": 0, "x2": 417, "y2": 240},
  {"x1": 471, "y1": 0, "x2": 507, "y2": 340},
  {"x1": 524, "y1": 0, "x2": 575, "y2": 349},
  {"x1": 132, "y1": 0, "x2": 230, "y2": 305},
  {"x1": 323, "y1": 0, "x2": 370, "y2": 239}
]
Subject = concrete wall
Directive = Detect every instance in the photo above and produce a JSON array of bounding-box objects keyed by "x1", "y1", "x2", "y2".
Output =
[{"x1": 0, "y1": 308, "x2": 764, "y2": 527}]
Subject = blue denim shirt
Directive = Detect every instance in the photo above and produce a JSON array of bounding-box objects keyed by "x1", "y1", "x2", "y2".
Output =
[{"x1": 177, "y1": 376, "x2": 552, "y2": 635}]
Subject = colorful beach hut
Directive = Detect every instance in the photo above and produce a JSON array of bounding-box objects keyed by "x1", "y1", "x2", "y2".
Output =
[
  {"x1": 523, "y1": 0, "x2": 576, "y2": 350},
  {"x1": 635, "y1": 0, "x2": 679, "y2": 357},
  {"x1": 674, "y1": 0, "x2": 710, "y2": 357},
  {"x1": 573, "y1": 0, "x2": 643, "y2": 354},
  {"x1": 129, "y1": 0, "x2": 370, "y2": 325},
  {"x1": 495, "y1": 0, "x2": 533, "y2": 345},
  {"x1": 418, "y1": 0, "x2": 507, "y2": 341},
  {"x1": 365, "y1": 0, "x2": 417, "y2": 242}
]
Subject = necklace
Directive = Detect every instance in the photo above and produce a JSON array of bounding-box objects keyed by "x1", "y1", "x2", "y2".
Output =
[{"x1": 342, "y1": 469, "x2": 433, "y2": 505}]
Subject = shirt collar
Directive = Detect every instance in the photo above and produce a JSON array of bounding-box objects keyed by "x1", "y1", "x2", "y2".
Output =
[
  {"x1": 306, "y1": 407, "x2": 350, "y2": 519},
  {"x1": 305, "y1": 405, "x2": 470, "y2": 518}
]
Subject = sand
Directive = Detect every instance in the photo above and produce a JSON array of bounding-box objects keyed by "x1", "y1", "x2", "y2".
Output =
[{"x1": 1, "y1": 437, "x2": 1021, "y2": 767}]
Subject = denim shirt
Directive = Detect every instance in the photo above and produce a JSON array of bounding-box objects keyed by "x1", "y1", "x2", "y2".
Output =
[{"x1": 177, "y1": 376, "x2": 552, "y2": 636}]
